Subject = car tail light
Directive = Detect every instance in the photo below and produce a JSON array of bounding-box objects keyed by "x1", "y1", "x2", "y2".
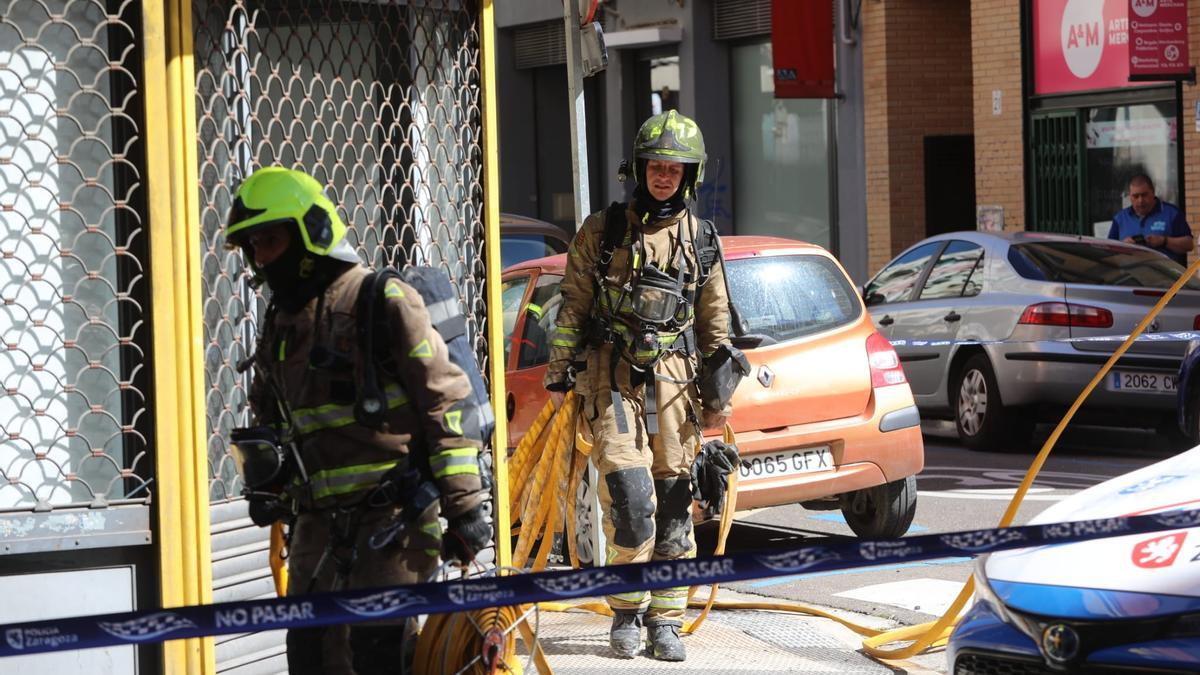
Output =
[
  {"x1": 866, "y1": 332, "x2": 906, "y2": 388},
  {"x1": 1193, "y1": 315, "x2": 1200, "y2": 331},
  {"x1": 1017, "y1": 302, "x2": 1113, "y2": 328}
]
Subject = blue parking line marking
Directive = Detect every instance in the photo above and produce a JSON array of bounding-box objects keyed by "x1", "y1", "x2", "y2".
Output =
[
  {"x1": 747, "y1": 556, "x2": 973, "y2": 588},
  {"x1": 808, "y1": 512, "x2": 927, "y2": 533}
]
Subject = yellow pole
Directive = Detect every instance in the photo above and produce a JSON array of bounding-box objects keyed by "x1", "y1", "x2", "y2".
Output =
[
  {"x1": 480, "y1": 0, "x2": 512, "y2": 569},
  {"x1": 145, "y1": 0, "x2": 213, "y2": 672},
  {"x1": 167, "y1": 0, "x2": 215, "y2": 671},
  {"x1": 140, "y1": 2, "x2": 191, "y2": 671}
]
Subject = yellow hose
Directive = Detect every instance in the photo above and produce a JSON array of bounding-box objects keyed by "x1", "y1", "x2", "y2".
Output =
[
  {"x1": 860, "y1": 255, "x2": 1200, "y2": 659},
  {"x1": 269, "y1": 521, "x2": 288, "y2": 597},
  {"x1": 412, "y1": 602, "x2": 540, "y2": 674},
  {"x1": 509, "y1": 257, "x2": 1200, "y2": 665},
  {"x1": 315, "y1": 262, "x2": 1200, "y2": 675}
]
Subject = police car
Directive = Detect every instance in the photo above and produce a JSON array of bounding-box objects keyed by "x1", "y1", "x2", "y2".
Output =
[{"x1": 947, "y1": 447, "x2": 1200, "y2": 674}]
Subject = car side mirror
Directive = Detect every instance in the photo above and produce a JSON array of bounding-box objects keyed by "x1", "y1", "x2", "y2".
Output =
[{"x1": 863, "y1": 290, "x2": 886, "y2": 307}]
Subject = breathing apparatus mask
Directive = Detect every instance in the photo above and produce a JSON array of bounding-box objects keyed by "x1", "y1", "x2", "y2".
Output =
[
  {"x1": 230, "y1": 425, "x2": 304, "y2": 526},
  {"x1": 627, "y1": 260, "x2": 690, "y2": 359},
  {"x1": 630, "y1": 263, "x2": 687, "y2": 326}
]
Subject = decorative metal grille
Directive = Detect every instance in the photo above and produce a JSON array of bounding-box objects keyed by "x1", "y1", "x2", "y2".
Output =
[
  {"x1": 0, "y1": 0, "x2": 151, "y2": 512},
  {"x1": 1030, "y1": 111, "x2": 1085, "y2": 234},
  {"x1": 193, "y1": 0, "x2": 489, "y2": 504}
]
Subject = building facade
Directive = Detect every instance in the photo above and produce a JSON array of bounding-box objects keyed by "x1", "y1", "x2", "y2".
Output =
[
  {"x1": 494, "y1": 0, "x2": 871, "y2": 281},
  {"x1": 864, "y1": 0, "x2": 1200, "y2": 274},
  {"x1": 498, "y1": 0, "x2": 1200, "y2": 282}
]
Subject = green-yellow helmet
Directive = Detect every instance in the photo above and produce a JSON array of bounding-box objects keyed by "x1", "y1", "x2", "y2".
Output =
[
  {"x1": 224, "y1": 166, "x2": 359, "y2": 265},
  {"x1": 633, "y1": 109, "x2": 706, "y2": 197}
]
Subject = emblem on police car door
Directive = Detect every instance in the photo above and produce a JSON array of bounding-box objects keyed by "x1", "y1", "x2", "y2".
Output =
[{"x1": 758, "y1": 365, "x2": 773, "y2": 388}]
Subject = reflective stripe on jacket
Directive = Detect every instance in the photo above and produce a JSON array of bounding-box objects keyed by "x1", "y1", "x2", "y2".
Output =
[{"x1": 249, "y1": 265, "x2": 486, "y2": 516}]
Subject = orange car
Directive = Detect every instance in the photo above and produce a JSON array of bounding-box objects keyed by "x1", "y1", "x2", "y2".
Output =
[{"x1": 501, "y1": 236, "x2": 924, "y2": 541}]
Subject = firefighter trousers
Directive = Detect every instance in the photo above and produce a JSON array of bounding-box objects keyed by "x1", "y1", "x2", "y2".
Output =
[
  {"x1": 585, "y1": 350, "x2": 700, "y2": 627},
  {"x1": 284, "y1": 503, "x2": 442, "y2": 675}
]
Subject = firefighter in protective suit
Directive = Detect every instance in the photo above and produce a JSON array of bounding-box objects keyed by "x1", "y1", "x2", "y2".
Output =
[
  {"x1": 226, "y1": 167, "x2": 492, "y2": 675},
  {"x1": 545, "y1": 110, "x2": 731, "y2": 662}
]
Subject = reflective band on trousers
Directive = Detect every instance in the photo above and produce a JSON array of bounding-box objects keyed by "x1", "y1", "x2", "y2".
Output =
[
  {"x1": 610, "y1": 591, "x2": 649, "y2": 605},
  {"x1": 648, "y1": 590, "x2": 688, "y2": 610},
  {"x1": 429, "y1": 446, "x2": 479, "y2": 479},
  {"x1": 293, "y1": 383, "x2": 409, "y2": 435},
  {"x1": 310, "y1": 459, "x2": 400, "y2": 501}
]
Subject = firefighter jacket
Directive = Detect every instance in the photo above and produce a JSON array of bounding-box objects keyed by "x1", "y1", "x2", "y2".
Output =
[
  {"x1": 544, "y1": 205, "x2": 731, "y2": 406},
  {"x1": 249, "y1": 265, "x2": 486, "y2": 518}
]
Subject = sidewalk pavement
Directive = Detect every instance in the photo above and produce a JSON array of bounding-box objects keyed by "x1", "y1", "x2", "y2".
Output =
[{"x1": 519, "y1": 588, "x2": 947, "y2": 674}]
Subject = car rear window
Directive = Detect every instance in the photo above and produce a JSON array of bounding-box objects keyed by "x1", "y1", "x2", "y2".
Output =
[
  {"x1": 1008, "y1": 241, "x2": 1200, "y2": 290},
  {"x1": 726, "y1": 254, "x2": 861, "y2": 343},
  {"x1": 501, "y1": 235, "x2": 565, "y2": 270}
]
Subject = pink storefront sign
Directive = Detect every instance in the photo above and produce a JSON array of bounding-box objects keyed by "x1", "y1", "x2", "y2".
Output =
[
  {"x1": 1034, "y1": 0, "x2": 1146, "y2": 94},
  {"x1": 1128, "y1": 0, "x2": 1190, "y2": 79}
]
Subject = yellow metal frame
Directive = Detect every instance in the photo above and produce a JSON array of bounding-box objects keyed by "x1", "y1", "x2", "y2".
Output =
[
  {"x1": 481, "y1": 1, "x2": 512, "y2": 569},
  {"x1": 138, "y1": 4, "x2": 503, "y2": 672},
  {"x1": 143, "y1": 1, "x2": 213, "y2": 672}
]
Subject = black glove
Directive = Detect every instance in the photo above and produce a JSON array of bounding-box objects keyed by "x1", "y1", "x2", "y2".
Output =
[
  {"x1": 690, "y1": 440, "x2": 741, "y2": 518},
  {"x1": 545, "y1": 366, "x2": 577, "y2": 393},
  {"x1": 244, "y1": 489, "x2": 293, "y2": 527},
  {"x1": 444, "y1": 505, "x2": 493, "y2": 564}
]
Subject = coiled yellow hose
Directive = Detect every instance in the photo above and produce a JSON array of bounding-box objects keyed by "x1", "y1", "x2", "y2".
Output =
[{"x1": 412, "y1": 601, "x2": 549, "y2": 674}]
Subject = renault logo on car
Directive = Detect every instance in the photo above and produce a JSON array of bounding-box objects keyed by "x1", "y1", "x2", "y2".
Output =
[
  {"x1": 758, "y1": 365, "x2": 774, "y2": 388},
  {"x1": 1041, "y1": 623, "x2": 1081, "y2": 663}
]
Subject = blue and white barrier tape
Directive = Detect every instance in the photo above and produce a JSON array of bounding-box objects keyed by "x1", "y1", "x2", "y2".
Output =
[
  {"x1": 889, "y1": 330, "x2": 1200, "y2": 348},
  {"x1": 2, "y1": 507, "x2": 1199, "y2": 657}
]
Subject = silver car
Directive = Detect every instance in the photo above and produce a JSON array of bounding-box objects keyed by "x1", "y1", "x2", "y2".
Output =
[{"x1": 864, "y1": 231, "x2": 1200, "y2": 451}]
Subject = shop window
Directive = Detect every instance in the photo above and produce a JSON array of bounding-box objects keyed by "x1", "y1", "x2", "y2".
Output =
[
  {"x1": 730, "y1": 40, "x2": 832, "y2": 248},
  {"x1": 1085, "y1": 102, "x2": 1178, "y2": 237},
  {"x1": 635, "y1": 51, "x2": 680, "y2": 123}
]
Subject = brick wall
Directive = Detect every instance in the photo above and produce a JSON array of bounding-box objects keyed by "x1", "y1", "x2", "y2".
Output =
[
  {"x1": 1184, "y1": 2, "x2": 1200, "y2": 252},
  {"x1": 862, "y1": 0, "x2": 890, "y2": 271},
  {"x1": 971, "y1": 0, "x2": 1025, "y2": 234},
  {"x1": 863, "y1": 0, "x2": 974, "y2": 275}
]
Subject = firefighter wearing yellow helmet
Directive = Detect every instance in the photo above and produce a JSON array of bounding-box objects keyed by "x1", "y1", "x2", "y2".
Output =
[
  {"x1": 226, "y1": 167, "x2": 491, "y2": 674},
  {"x1": 544, "y1": 111, "x2": 734, "y2": 662}
]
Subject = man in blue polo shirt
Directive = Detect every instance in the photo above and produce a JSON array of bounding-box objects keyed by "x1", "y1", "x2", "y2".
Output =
[{"x1": 1108, "y1": 173, "x2": 1193, "y2": 266}]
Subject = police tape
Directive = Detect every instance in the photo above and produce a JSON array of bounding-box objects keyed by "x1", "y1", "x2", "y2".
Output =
[
  {"x1": 889, "y1": 329, "x2": 1200, "y2": 349},
  {"x1": 3, "y1": 507, "x2": 1199, "y2": 658}
]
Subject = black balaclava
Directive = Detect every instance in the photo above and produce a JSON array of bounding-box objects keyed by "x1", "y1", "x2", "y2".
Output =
[
  {"x1": 632, "y1": 159, "x2": 697, "y2": 223},
  {"x1": 257, "y1": 226, "x2": 355, "y2": 312}
]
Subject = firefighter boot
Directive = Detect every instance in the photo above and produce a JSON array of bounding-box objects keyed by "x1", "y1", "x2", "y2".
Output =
[
  {"x1": 646, "y1": 622, "x2": 686, "y2": 661},
  {"x1": 609, "y1": 610, "x2": 644, "y2": 658}
]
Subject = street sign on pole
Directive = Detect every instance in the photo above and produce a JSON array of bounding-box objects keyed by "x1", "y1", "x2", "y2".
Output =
[
  {"x1": 564, "y1": 0, "x2": 590, "y2": 233},
  {"x1": 563, "y1": 0, "x2": 607, "y2": 565}
]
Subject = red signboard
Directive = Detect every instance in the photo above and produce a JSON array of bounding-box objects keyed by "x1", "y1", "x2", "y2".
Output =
[
  {"x1": 771, "y1": 0, "x2": 835, "y2": 98},
  {"x1": 1034, "y1": 0, "x2": 1144, "y2": 94},
  {"x1": 1129, "y1": 0, "x2": 1190, "y2": 78}
]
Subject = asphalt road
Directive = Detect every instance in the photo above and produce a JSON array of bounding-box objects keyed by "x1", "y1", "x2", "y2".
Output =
[{"x1": 693, "y1": 420, "x2": 1184, "y2": 671}]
